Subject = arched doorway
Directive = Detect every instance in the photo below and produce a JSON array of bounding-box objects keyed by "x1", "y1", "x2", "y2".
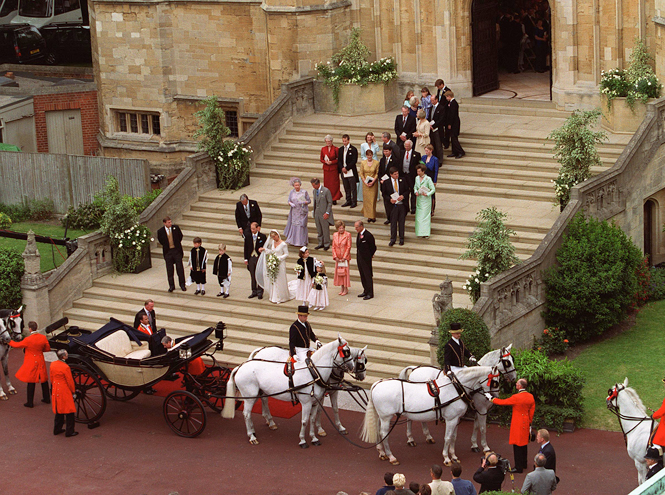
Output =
[
  {"x1": 644, "y1": 199, "x2": 656, "y2": 263},
  {"x1": 471, "y1": 0, "x2": 552, "y2": 99}
]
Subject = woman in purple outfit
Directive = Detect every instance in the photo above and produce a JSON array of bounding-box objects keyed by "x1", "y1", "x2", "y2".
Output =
[{"x1": 284, "y1": 177, "x2": 311, "y2": 246}]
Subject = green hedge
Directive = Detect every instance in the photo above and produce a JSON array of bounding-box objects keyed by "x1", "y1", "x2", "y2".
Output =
[
  {"x1": 543, "y1": 213, "x2": 643, "y2": 344},
  {"x1": 0, "y1": 199, "x2": 55, "y2": 223},
  {"x1": 650, "y1": 267, "x2": 665, "y2": 301},
  {"x1": 0, "y1": 248, "x2": 24, "y2": 309},
  {"x1": 489, "y1": 349, "x2": 585, "y2": 433},
  {"x1": 437, "y1": 308, "x2": 491, "y2": 366}
]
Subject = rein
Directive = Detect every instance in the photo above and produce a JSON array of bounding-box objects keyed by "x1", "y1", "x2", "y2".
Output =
[{"x1": 607, "y1": 385, "x2": 656, "y2": 447}]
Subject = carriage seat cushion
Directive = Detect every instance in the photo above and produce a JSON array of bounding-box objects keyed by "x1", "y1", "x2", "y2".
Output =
[{"x1": 96, "y1": 330, "x2": 149, "y2": 359}]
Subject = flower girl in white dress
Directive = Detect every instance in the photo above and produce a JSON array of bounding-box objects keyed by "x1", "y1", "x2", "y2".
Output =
[
  {"x1": 295, "y1": 246, "x2": 316, "y2": 304},
  {"x1": 307, "y1": 261, "x2": 329, "y2": 311}
]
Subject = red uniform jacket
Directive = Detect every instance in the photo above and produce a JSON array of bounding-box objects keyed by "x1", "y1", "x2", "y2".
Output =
[
  {"x1": 652, "y1": 397, "x2": 665, "y2": 445},
  {"x1": 493, "y1": 390, "x2": 535, "y2": 446},
  {"x1": 50, "y1": 360, "x2": 76, "y2": 414},
  {"x1": 9, "y1": 332, "x2": 50, "y2": 383}
]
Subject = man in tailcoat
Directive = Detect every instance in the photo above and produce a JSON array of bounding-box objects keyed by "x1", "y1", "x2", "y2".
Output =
[
  {"x1": 50, "y1": 350, "x2": 78, "y2": 437},
  {"x1": 339, "y1": 134, "x2": 359, "y2": 208},
  {"x1": 399, "y1": 140, "x2": 421, "y2": 214},
  {"x1": 9, "y1": 320, "x2": 50, "y2": 407},
  {"x1": 244, "y1": 222, "x2": 267, "y2": 299},
  {"x1": 381, "y1": 167, "x2": 408, "y2": 247},
  {"x1": 355, "y1": 220, "x2": 376, "y2": 300},
  {"x1": 445, "y1": 90, "x2": 465, "y2": 159},
  {"x1": 157, "y1": 216, "x2": 186, "y2": 292},
  {"x1": 434, "y1": 79, "x2": 451, "y2": 148},
  {"x1": 430, "y1": 95, "x2": 446, "y2": 162},
  {"x1": 235, "y1": 194, "x2": 262, "y2": 237},
  {"x1": 133, "y1": 299, "x2": 156, "y2": 330},
  {"x1": 443, "y1": 322, "x2": 477, "y2": 373},
  {"x1": 488, "y1": 378, "x2": 536, "y2": 473},
  {"x1": 311, "y1": 178, "x2": 334, "y2": 250},
  {"x1": 379, "y1": 145, "x2": 398, "y2": 224},
  {"x1": 289, "y1": 306, "x2": 320, "y2": 362},
  {"x1": 394, "y1": 106, "x2": 417, "y2": 150}
]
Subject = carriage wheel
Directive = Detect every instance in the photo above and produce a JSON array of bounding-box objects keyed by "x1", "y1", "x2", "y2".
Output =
[
  {"x1": 163, "y1": 391, "x2": 207, "y2": 438},
  {"x1": 70, "y1": 365, "x2": 107, "y2": 424},
  {"x1": 201, "y1": 366, "x2": 231, "y2": 413},
  {"x1": 103, "y1": 382, "x2": 141, "y2": 402}
]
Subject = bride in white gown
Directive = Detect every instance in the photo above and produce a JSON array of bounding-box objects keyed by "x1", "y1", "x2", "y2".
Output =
[{"x1": 256, "y1": 230, "x2": 294, "y2": 304}]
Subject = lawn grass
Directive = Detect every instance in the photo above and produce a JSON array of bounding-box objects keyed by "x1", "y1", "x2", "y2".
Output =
[
  {"x1": 0, "y1": 221, "x2": 91, "y2": 272},
  {"x1": 572, "y1": 299, "x2": 665, "y2": 431}
]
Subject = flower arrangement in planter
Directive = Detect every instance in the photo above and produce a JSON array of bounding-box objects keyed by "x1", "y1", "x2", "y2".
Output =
[
  {"x1": 194, "y1": 95, "x2": 252, "y2": 190},
  {"x1": 315, "y1": 28, "x2": 398, "y2": 107},
  {"x1": 600, "y1": 38, "x2": 662, "y2": 111},
  {"x1": 548, "y1": 109, "x2": 606, "y2": 209}
]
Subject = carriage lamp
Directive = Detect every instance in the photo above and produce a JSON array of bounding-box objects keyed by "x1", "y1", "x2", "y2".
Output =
[
  {"x1": 179, "y1": 343, "x2": 192, "y2": 360},
  {"x1": 215, "y1": 322, "x2": 227, "y2": 340}
]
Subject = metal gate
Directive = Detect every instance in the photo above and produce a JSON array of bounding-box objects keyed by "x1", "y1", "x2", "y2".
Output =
[
  {"x1": 472, "y1": 0, "x2": 499, "y2": 96},
  {"x1": 45, "y1": 109, "x2": 84, "y2": 154}
]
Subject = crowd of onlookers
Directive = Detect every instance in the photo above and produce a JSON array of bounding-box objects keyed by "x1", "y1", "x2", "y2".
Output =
[{"x1": 498, "y1": 0, "x2": 551, "y2": 74}]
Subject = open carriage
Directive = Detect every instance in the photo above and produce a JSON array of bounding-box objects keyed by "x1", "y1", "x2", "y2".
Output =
[{"x1": 46, "y1": 317, "x2": 230, "y2": 438}]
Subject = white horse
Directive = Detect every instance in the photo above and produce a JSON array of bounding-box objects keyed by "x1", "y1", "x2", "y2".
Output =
[
  {"x1": 607, "y1": 378, "x2": 655, "y2": 485},
  {"x1": 0, "y1": 308, "x2": 23, "y2": 400},
  {"x1": 398, "y1": 345, "x2": 516, "y2": 452},
  {"x1": 361, "y1": 365, "x2": 502, "y2": 466},
  {"x1": 222, "y1": 335, "x2": 353, "y2": 448},
  {"x1": 248, "y1": 344, "x2": 368, "y2": 436}
]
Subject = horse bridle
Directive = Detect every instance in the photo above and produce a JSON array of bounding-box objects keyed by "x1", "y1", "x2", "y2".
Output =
[
  {"x1": 496, "y1": 347, "x2": 516, "y2": 379},
  {"x1": 0, "y1": 316, "x2": 21, "y2": 344},
  {"x1": 606, "y1": 383, "x2": 656, "y2": 445}
]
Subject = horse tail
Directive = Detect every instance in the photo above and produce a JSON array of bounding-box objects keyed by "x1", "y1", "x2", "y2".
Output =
[
  {"x1": 221, "y1": 367, "x2": 238, "y2": 419},
  {"x1": 361, "y1": 388, "x2": 380, "y2": 444},
  {"x1": 398, "y1": 366, "x2": 414, "y2": 381}
]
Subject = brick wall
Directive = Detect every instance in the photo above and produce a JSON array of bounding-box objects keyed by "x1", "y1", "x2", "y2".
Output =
[{"x1": 33, "y1": 90, "x2": 99, "y2": 155}]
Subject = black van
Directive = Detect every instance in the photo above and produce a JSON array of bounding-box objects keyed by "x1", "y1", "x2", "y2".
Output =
[{"x1": 0, "y1": 25, "x2": 48, "y2": 63}]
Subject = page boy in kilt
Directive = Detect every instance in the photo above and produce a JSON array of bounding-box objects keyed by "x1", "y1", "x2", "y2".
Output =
[
  {"x1": 212, "y1": 244, "x2": 232, "y2": 298},
  {"x1": 188, "y1": 237, "x2": 207, "y2": 295}
]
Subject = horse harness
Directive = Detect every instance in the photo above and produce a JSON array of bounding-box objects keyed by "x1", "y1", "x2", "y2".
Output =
[{"x1": 607, "y1": 383, "x2": 657, "y2": 448}]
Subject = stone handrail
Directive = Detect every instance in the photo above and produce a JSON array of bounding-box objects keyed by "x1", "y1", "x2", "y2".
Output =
[{"x1": 473, "y1": 97, "x2": 665, "y2": 348}]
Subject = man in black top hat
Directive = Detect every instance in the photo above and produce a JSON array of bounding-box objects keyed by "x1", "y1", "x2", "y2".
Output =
[
  {"x1": 645, "y1": 447, "x2": 664, "y2": 480},
  {"x1": 289, "y1": 306, "x2": 321, "y2": 362},
  {"x1": 443, "y1": 322, "x2": 477, "y2": 374}
]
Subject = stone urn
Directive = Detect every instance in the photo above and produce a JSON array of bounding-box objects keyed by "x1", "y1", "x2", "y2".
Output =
[
  {"x1": 314, "y1": 80, "x2": 398, "y2": 115},
  {"x1": 601, "y1": 95, "x2": 649, "y2": 134}
]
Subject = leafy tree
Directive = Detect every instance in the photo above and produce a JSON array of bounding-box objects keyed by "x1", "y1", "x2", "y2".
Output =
[
  {"x1": 0, "y1": 248, "x2": 23, "y2": 309},
  {"x1": 194, "y1": 95, "x2": 230, "y2": 161}
]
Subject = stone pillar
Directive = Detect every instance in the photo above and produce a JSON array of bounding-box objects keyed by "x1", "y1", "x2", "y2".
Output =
[{"x1": 20, "y1": 231, "x2": 51, "y2": 330}]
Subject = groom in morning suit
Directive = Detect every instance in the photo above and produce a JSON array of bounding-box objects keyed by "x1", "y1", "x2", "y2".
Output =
[
  {"x1": 157, "y1": 216, "x2": 186, "y2": 292},
  {"x1": 244, "y1": 222, "x2": 267, "y2": 299},
  {"x1": 355, "y1": 220, "x2": 376, "y2": 300},
  {"x1": 311, "y1": 178, "x2": 335, "y2": 250}
]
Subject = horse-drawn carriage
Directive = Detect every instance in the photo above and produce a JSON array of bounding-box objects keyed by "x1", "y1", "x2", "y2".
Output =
[{"x1": 46, "y1": 317, "x2": 230, "y2": 438}]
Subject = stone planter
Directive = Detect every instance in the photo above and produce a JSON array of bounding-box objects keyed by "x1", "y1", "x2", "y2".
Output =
[
  {"x1": 132, "y1": 246, "x2": 152, "y2": 274},
  {"x1": 601, "y1": 95, "x2": 649, "y2": 134},
  {"x1": 314, "y1": 80, "x2": 398, "y2": 115}
]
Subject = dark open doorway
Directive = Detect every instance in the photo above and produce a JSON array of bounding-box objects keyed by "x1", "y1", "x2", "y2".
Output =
[{"x1": 644, "y1": 199, "x2": 656, "y2": 263}]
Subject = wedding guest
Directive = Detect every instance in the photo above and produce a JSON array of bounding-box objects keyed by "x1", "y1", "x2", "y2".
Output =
[
  {"x1": 157, "y1": 216, "x2": 186, "y2": 293},
  {"x1": 409, "y1": 96, "x2": 419, "y2": 118},
  {"x1": 257, "y1": 230, "x2": 292, "y2": 304},
  {"x1": 212, "y1": 243, "x2": 232, "y2": 298},
  {"x1": 133, "y1": 299, "x2": 156, "y2": 330},
  {"x1": 379, "y1": 144, "x2": 398, "y2": 225},
  {"x1": 445, "y1": 90, "x2": 465, "y2": 159},
  {"x1": 429, "y1": 95, "x2": 445, "y2": 162},
  {"x1": 413, "y1": 109, "x2": 431, "y2": 157},
  {"x1": 355, "y1": 220, "x2": 376, "y2": 300},
  {"x1": 137, "y1": 314, "x2": 153, "y2": 336},
  {"x1": 395, "y1": 105, "x2": 417, "y2": 150},
  {"x1": 360, "y1": 149, "x2": 380, "y2": 223},
  {"x1": 339, "y1": 134, "x2": 359, "y2": 208},
  {"x1": 234, "y1": 194, "x2": 262, "y2": 236},
  {"x1": 307, "y1": 261, "x2": 329, "y2": 311},
  {"x1": 244, "y1": 222, "x2": 267, "y2": 299},
  {"x1": 399, "y1": 139, "x2": 420, "y2": 215},
  {"x1": 284, "y1": 177, "x2": 311, "y2": 246},
  {"x1": 188, "y1": 236, "x2": 207, "y2": 295},
  {"x1": 382, "y1": 167, "x2": 407, "y2": 246},
  {"x1": 311, "y1": 178, "x2": 335, "y2": 251},
  {"x1": 434, "y1": 78, "x2": 451, "y2": 105},
  {"x1": 296, "y1": 246, "x2": 316, "y2": 304},
  {"x1": 420, "y1": 87, "x2": 432, "y2": 119},
  {"x1": 360, "y1": 132, "x2": 381, "y2": 164},
  {"x1": 381, "y1": 132, "x2": 400, "y2": 158},
  {"x1": 320, "y1": 135, "x2": 342, "y2": 204},
  {"x1": 414, "y1": 164, "x2": 435, "y2": 238},
  {"x1": 423, "y1": 144, "x2": 440, "y2": 214},
  {"x1": 332, "y1": 220, "x2": 352, "y2": 296},
  {"x1": 403, "y1": 90, "x2": 415, "y2": 108}
]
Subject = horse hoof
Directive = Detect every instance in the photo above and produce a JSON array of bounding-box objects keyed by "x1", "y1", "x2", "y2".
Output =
[
  {"x1": 317, "y1": 429, "x2": 327, "y2": 437},
  {"x1": 340, "y1": 429, "x2": 348, "y2": 435},
  {"x1": 8, "y1": 389, "x2": 17, "y2": 395},
  {"x1": 483, "y1": 447, "x2": 492, "y2": 452},
  {"x1": 299, "y1": 443, "x2": 309, "y2": 449},
  {"x1": 379, "y1": 454, "x2": 389, "y2": 461},
  {"x1": 0, "y1": 395, "x2": 7, "y2": 401},
  {"x1": 443, "y1": 460, "x2": 452, "y2": 467},
  {"x1": 471, "y1": 447, "x2": 480, "y2": 452},
  {"x1": 407, "y1": 440, "x2": 417, "y2": 447},
  {"x1": 426, "y1": 438, "x2": 436, "y2": 444},
  {"x1": 312, "y1": 440, "x2": 321, "y2": 446},
  {"x1": 268, "y1": 424, "x2": 278, "y2": 431},
  {"x1": 389, "y1": 458, "x2": 400, "y2": 466},
  {"x1": 452, "y1": 457, "x2": 460, "y2": 463},
  {"x1": 249, "y1": 438, "x2": 259, "y2": 445}
]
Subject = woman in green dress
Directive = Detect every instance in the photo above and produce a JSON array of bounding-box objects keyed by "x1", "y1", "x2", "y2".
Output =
[{"x1": 414, "y1": 163, "x2": 435, "y2": 237}]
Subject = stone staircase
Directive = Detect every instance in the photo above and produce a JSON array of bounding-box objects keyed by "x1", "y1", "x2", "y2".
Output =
[{"x1": 62, "y1": 104, "x2": 629, "y2": 386}]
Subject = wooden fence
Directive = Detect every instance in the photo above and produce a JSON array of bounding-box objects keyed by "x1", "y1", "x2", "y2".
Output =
[{"x1": 0, "y1": 152, "x2": 150, "y2": 214}]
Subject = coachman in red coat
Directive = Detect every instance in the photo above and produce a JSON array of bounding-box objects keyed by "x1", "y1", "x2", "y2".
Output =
[
  {"x1": 650, "y1": 377, "x2": 665, "y2": 447},
  {"x1": 50, "y1": 350, "x2": 78, "y2": 437},
  {"x1": 8, "y1": 321, "x2": 51, "y2": 407},
  {"x1": 490, "y1": 378, "x2": 535, "y2": 472}
]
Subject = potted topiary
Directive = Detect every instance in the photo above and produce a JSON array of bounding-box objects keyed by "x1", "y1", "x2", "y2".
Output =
[
  {"x1": 600, "y1": 38, "x2": 662, "y2": 133},
  {"x1": 314, "y1": 28, "x2": 399, "y2": 115}
]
